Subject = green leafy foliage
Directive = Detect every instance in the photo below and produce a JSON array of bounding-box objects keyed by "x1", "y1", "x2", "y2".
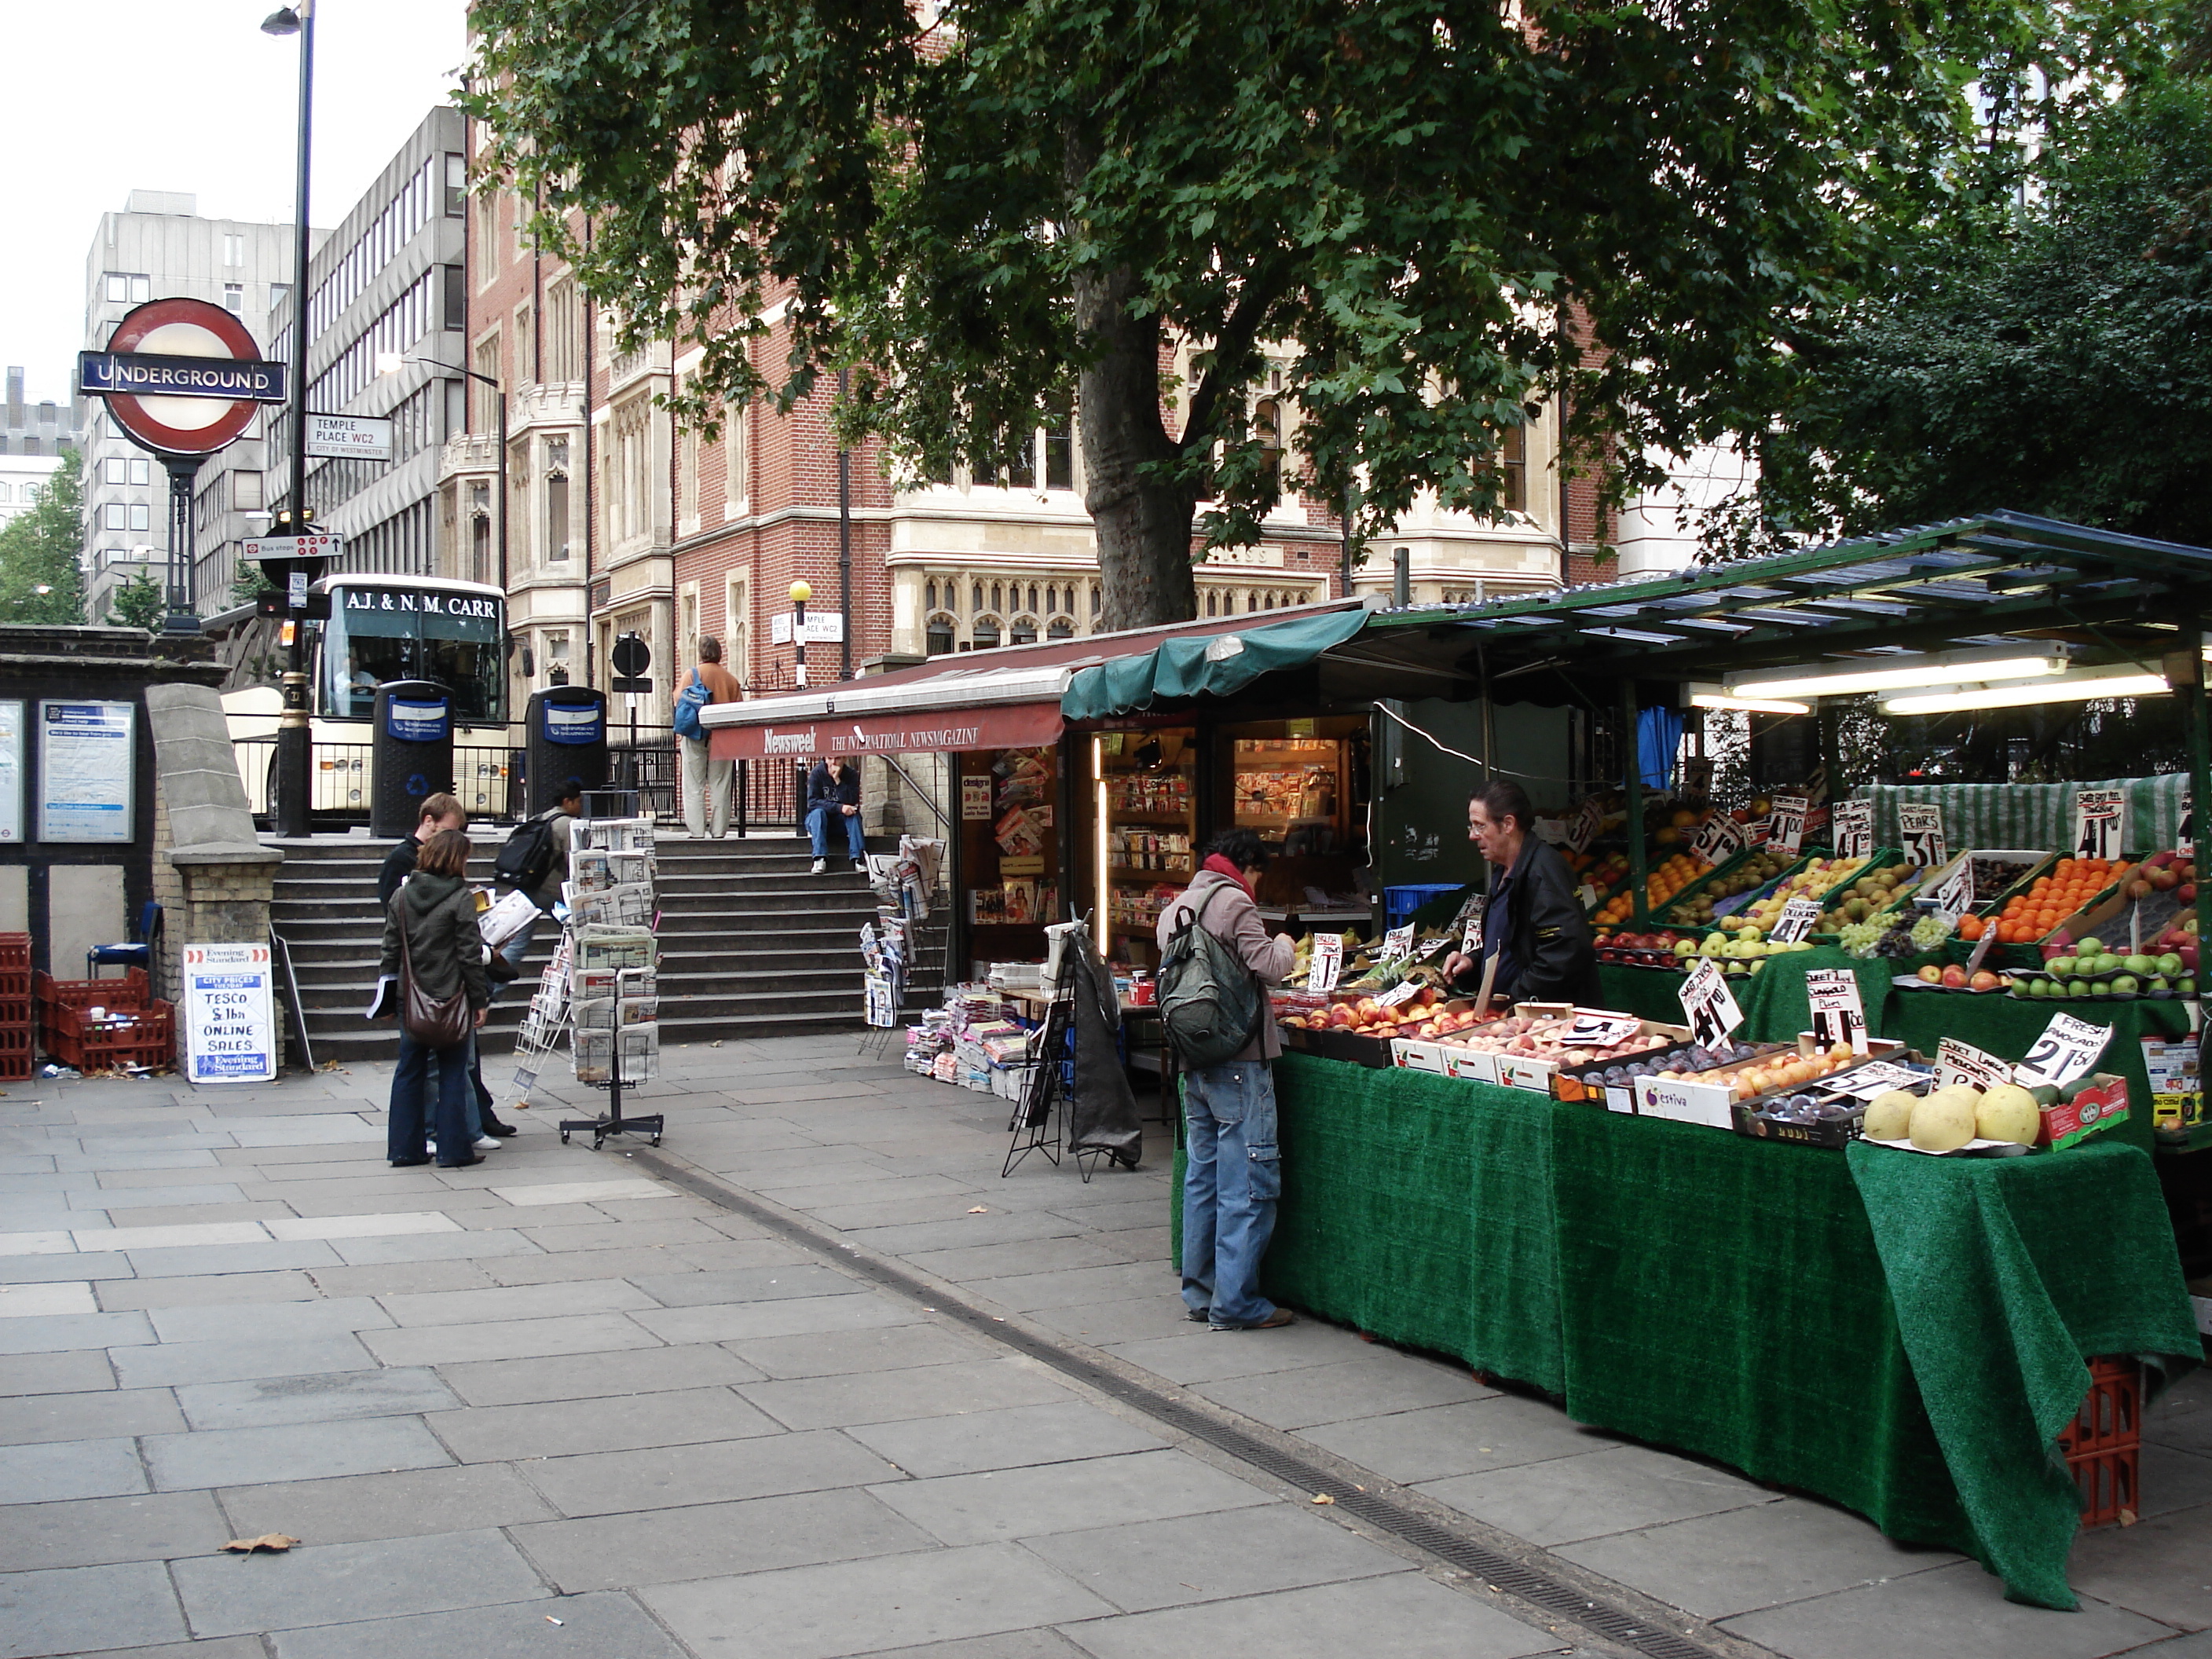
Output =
[
  {"x1": 231, "y1": 558, "x2": 269, "y2": 607},
  {"x1": 467, "y1": 0, "x2": 2049, "y2": 624},
  {"x1": 104, "y1": 568, "x2": 165, "y2": 632},
  {"x1": 0, "y1": 450, "x2": 86, "y2": 626}
]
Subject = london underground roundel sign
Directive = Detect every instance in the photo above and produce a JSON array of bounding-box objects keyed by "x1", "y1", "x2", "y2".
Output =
[{"x1": 78, "y1": 298, "x2": 289, "y2": 458}]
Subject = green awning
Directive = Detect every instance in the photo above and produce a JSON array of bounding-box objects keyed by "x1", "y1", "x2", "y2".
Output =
[{"x1": 1062, "y1": 606, "x2": 1373, "y2": 721}]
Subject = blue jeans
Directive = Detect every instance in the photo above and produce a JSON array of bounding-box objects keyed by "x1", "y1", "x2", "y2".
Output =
[
  {"x1": 1180, "y1": 1060, "x2": 1282, "y2": 1328},
  {"x1": 809, "y1": 804, "x2": 864, "y2": 861},
  {"x1": 431, "y1": 1034, "x2": 487, "y2": 1141},
  {"x1": 390, "y1": 1028, "x2": 474, "y2": 1166}
]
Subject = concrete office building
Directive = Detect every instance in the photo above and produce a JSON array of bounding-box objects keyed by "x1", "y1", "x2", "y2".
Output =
[
  {"x1": 81, "y1": 191, "x2": 298, "y2": 620},
  {"x1": 0, "y1": 367, "x2": 79, "y2": 528},
  {"x1": 266, "y1": 107, "x2": 470, "y2": 584}
]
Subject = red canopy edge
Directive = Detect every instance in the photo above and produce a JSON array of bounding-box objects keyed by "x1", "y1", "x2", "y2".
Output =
[{"x1": 709, "y1": 698, "x2": 1065, "y2": 761}]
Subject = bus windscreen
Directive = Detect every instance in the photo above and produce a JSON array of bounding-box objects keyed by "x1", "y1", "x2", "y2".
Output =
[{"x1": 324, "y1": 588, "x2": 505, "y2": 723}]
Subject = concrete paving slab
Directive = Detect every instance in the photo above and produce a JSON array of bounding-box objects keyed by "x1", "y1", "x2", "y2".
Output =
[
  {"x1": 767, "y1": 1174, "x2": 982, "y2": 1210},
  {"x1": 870, "y1": 1448, "x2": 1269, "y2": 1546},
  {"x1": 0, "y1": 1349, "x2": 113, "y2": 1395},
  {"x1": 305, "y1": 1261, "x2": 498, "y2": 1298},
  {"x1": 326, "y1": 1229, "x2": 541, "y2": 1266},
  {"x1": 513, "y1": 1485, "x2": 936, "y2": 1591},
  {"x1": 1300, "y1": 1394, "x2": 1622, "y2": 1484},
  {"x1": 144, "y1": 1414, "x2": 452, "y2": 1490},
  {"x1": 1053, "y1": 1570, "x2": 1566, "y2": 1659},
  {"x1": 0, "y1": 1309, "x2": 154, "y2": 1354},
  {"x1": 1024, "y1": 1501, "x2": 1411, "y2": 1613},
  {"x1": 1193, "y1": 1354, "x2": 1494, "y2": 1430},
  {"x1": 1721, "y1": 1559, "x2": 2178, "y2": 1659},
  {"x1": 643, "y1": 1539, "x2": 1116, "y2": 1659},
  {"x1": 375, "y1": 1279, "x2": 658, "y2": 1328},
  {"x1": 0, "y1": 1489, "x2": 225, "y2": 1570},
  {"x1": 0, "y1": 1231, "x2": 82, "y2": 1258},
  {"x1": 1102, "y1": 1323, "x2": 1382, "y2": 1386},
  {"x1": 126, "y1": 1240, "x2": 344, "y2": 1278},
  {"x1": 2068, "y1": 1504, "x2": 2212, "y2": 1629},
  {"x1": 1, "y1": 1248, "x2": 133, "y2": 1282},
  {"x1": 522, "y1": 1427, "x2": 906, "y2": 1518},
  {"x1": 628, "y1": 1263, "x2": 867, "y2": 1307},
  {"x1": 515, "y1": 1215, "x2": 727, "y2": 1252},
  {"x1": 0, "y1": 1560, "x2": 188, "y2": 1657},
  {"x1": 0, "y1": 1384, "x2": 183, "y2": 1443},
  {"x1": 266, "y1": 1211, "x2": 463, "y2": 1241},
  {"x1": 725, "y1": 1321, "x2": 991, "y2": 1381},
  {"x1": 846, "y1": 1211, "x2": 1093, "y2": 1255},
  {"x1": 846, "y1": 1634, "x2": 1093, "y2": 1659},
  {"x1": 267, "y1": 1589, "x2": 690, "y2": 1659},
  {"x1": 474, "y1": 1246, "x2": 690, "y2": 1286},
  {"x1": 361, "y1": 1311, "x2": 661, "y2": 1367},
  {"x1": 0, "y1": 1435, "x2": 148, "y2": 1503},
  {"x1": 488, "y1": 1178, "x2": 676, "y2": 1207},
  {"x1": 902, "y1": 1237, "x2": 1135, "y2": 1284},
  {"x1": 846, "y1": 1401, "x2": 1172, "y2": 1480},
  {"x1": 2141, "y1": 1442, "x2": 2212, "y2": 1519},
  {"x1": 66, "y1": 1182, "x2": 248, "y2": 1211},
  {"x1": 633, "y1": 1290, "x2": 917, "y2": 1345},
  {"x1": 218, "y1": 1463, "x2": 558, "y2": 1547},
  {"x1": 427, "y1": 1383, "x2": 782, "y2": 1462},
  {"x1": 742, "y1": 1358, "x2": 1076, "y2": 1430},
  {"x1": 170, "y1": 1527, "x2": 549, "y2": 1639},
  {"x1": 77, "y1": 1220, "x2": 269, "y2": 1251},
  {"x1": 443, "y1": 1342, "x2": 766, "y2": 1408},
  {"x1": 1555, "y1": 1493, "x2": 1966, "y2": 1620},
  {"x1": 1027, "y1": 1295, "x2": 1221, "y2": 1348},
  {"x1": 177, "y1": 1366, "x2": 462, "y2": 1430},
  {"x1": 93, "y1": 1269, "x2": 320, "y2": 1310},
  {"x1": 148, "y1": 1295, "x2": 394, "y2": 1345},
  {"x1": 656, "y1": 1236, "x2": 819, "y2": 1273},
  {"x1": 112, "y1": 1333, "x2": 377, "y2": 1390},
  {"x1": 54, "y1": 1149, "x2": 224, "y2": 1173},
  {"x1": 0, "y1": 1282, "x2": 95, "y2": 1317},
  {"x1": 1418, "y1": 1444, "x2": 1777, "y2": 1546}
]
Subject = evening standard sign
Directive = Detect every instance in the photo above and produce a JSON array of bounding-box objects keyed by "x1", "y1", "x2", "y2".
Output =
[
  {"x1": 78, "y1": 350, "x2": 287, "y2": 402},
  {"x1": 181, "y1": 943, "x2": 277, "y2": 1083}
]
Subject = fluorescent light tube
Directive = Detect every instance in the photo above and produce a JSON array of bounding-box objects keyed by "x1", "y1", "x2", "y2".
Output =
[
  {"x1": 1691, "y1": 693, "x2": 1811, "y2": 716},
  {"x1": 1731, "y1": 653, "x2": 2064, "y2": 700},
  {"x1": 1881, "y1": 671, "x2": 2168, "y2": 716}
]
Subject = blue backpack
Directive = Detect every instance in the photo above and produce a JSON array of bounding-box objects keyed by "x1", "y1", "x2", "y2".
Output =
[{"x1": 673, "y1": 668, "x2": 710, "y2": 739}]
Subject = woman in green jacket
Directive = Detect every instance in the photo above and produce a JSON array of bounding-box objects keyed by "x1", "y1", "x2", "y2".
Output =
[{"x1": 380, "y1": 829, "x2": 490, "y2": 1167}]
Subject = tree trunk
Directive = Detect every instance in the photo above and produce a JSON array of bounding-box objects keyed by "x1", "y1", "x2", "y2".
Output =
[{"x1": 1071, "y1": 266, "x2": 1201, "y2": 634}]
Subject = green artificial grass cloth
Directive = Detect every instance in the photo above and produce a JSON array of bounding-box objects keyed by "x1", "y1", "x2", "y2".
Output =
[{"x1": 1845, "y1": 1139, "x2": 2202, "y2": 1608}]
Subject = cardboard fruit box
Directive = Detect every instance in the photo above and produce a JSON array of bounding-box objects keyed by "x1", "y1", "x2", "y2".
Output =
[
  {"x1": 1635, "y1": 1033, "x2": 1909, "y2": 1130},
  {"x1": 2042, "y1": 1072, "x2": 2130, "y2": 1150}
]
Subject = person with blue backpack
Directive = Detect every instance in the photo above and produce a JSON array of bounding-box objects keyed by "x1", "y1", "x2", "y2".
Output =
[
  {"x1": 673, "y1": 635, "x2": 743, "y2": 837},
  {"x1": 1155, "y1": 827, "x2": 1298, "y2": 1331}
]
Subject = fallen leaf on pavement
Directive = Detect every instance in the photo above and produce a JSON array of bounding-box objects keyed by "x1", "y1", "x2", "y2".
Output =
[
  {"x1": 968, "y1": 1207, "x2": 989, "y2": 1214},
  {"x1": 222, "y1": 1534, "x2": 298, "y2": 1553},
  {"x1": 1310, "y1": 1493, "x2": 1335, "y2": 1506}
]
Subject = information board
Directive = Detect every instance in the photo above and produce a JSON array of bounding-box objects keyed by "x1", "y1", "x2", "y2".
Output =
[
  {"x1": 0, "y1": 701, "x2": 20, "y2": 844},
  {"x1": 37, "y1": 701, "x2": 133, "y2": 844},
  {"x1": 181, "y1": 943, "x2": 277, "y2": 1083}
]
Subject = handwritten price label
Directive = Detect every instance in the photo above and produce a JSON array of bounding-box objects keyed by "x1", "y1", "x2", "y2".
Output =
[
  {"x1": 1830, "y1": 1060, "x2": 1925, "y2": 1100},
  {"x1": 1769, "y1": 896, "x2": 1822, "y2": 944},
  {"x1": 1805, "y1": 968, "x2": 1868, "y2": 1055},
  {"x1": 1770, "y1": 796, "x2": 1810, "y2": 857},
  {"x1": 1691, "y1": 814, "x2": 1748, "y2": 868},
  {"x1": 2074, "y1": 789, "x2": 2126, "y2": 863},
  {"x1": 1934, "y1": 862, "x2": 1975, "y2": 924},
  {"x1": 1567, "y1": 798, "x2": 1604, "y2": 855},
  {"x1": 1566, "y1": 1011, "x2": 1644, "y2": 1049},
  {"x1": 1377, "y1": 978, "x2": 1426, "y2": 1010},
  {"x1": 1899, "y1": 804, "x2": 1946, "y2": 871},
  {"x1": 1306, "y1": 934, "x2": 1342, "y2": 994},
  {"x1": 1832, "y1": 800, "x2": 1874, "y2": 860},
  {"x1": 1382, "y1": 923, "x2": 1415, "y2": 961},
  {"x1": 1679, "y1": 959, "x2": 1745, "y2": 1048},
  {"x1": 1936, "y1": 1036, "x2": 2013, "y2": 1093},
  {"x1": 2015, "y1": 1011, "x2": 2111, "y2": 1089},
  {"x1": 1460, "y1": 904, "x2": 1486, "y2": 958}
]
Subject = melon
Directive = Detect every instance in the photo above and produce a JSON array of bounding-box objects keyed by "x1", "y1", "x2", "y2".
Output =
[
  {"x1": 1910, "y1": 1086, "x2": 1979, "y2": 1152},
  {"x1": 1864, "y1": 1089, "x2": 1919, "y2": 1141},
  {"x1": 1976, "y1": 1082, "x2": 2042, "y2": 1146}
]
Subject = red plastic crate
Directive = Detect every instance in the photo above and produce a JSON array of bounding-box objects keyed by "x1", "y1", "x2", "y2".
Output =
[
  {"x1": 0, "y1": 970, "x2": 25, "y2": 1002},
  {"x1": 0, "y1": 998, "x2": 26, "y2": 1031},
  {"x1": 2058, "y1": 1356, "x2": 2141, "y2": 1528},
  {"x1": 40, "y1": 1000, "x2": 174, "y2": 1074},
  {"x1": 35, "y1": 967, "x2": 150, "y2": 1014},
  {"x1": 0, "y1": 934, "x2": 26, "y2": 971}
]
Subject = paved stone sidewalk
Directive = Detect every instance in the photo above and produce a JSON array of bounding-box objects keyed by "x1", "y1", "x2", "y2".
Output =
[{"x1": 0, "y1": 1036, "x2": 2203, "y2": 1659}]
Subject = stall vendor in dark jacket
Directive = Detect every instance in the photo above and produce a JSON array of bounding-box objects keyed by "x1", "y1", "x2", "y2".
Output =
[{"x1": 1442, "y1": 778, "x2": 1601, "y2": 1009}]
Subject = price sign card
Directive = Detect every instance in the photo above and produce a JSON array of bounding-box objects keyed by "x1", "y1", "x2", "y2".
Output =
[
  {"x1": 2016, "y1": 1011, "x2": 2112, "y2": 1089},
  {"x1": 1832, "y1": 799, "x2": 1875, "y2": 861},
  {"x1": 1936, "y1": 1036, "x2": 2014, "y2": 1093},
  {"x1": 1460, "y1": 902, "x2": 1486, "y2": 958},
  {"x1": 2074, "y1": 789, "x2": 2126, "y2": 862},
  {"x1": 1377, "y1": 978, "x2": 1426, "y2": 1010},
  {"x1": 1805, "y1": 967, "x2": 1869, "y2": 1054},
  {"x1": 1745, "y1": 816, "x2": 1774, "y2": 847},
  {"x1": 1830, "y1": 1060, "x2": 1927, "y2": 1100},
  {"x1": 1382, "y1": 923, "x2": 1416, "y2": 961},
  {"x1": 1769, "y1": 896, "x2": 1822, "y2": 944},
  {"x1": 1306, "y1": 933, "x2": 1342, "y2": 994},
  {"x1": 1567, "y1": 797, "x2": 1604, "y2": 855},
  {"x1": 1691, "y1": 814, "x2": 1747, "y2": 866},
  {"x1": 1566, "y1": 1010, "x2": 1645, "y2": 1049},
  {"x1": 1934, "y1": 861, "x2": 1975, "y2": 924},
  {"x1": 1679, "y1": 958, "x2": 1745, "y2": 1048},
  {"x1": 1899, "y1": 804, "x2": 1947, "y2": 870},
  {"x1": 2180, "y1": 789, "x2": 2194, "y2": 858},
  {"x1": 1769, "y1": 795, "x2": 1811, "y2": 857}
]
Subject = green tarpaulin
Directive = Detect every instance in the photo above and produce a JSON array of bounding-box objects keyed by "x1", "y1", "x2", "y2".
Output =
[
  {"x1": 1061, "y1": 606, "x2": 1373, "y2": 721},
  {"x1": 1855, "y1": 776, "x2": 2190, "y2": 854},
  {"x1": 1174, "y1": 1055, "x2": 2201, "y2": 1608}
]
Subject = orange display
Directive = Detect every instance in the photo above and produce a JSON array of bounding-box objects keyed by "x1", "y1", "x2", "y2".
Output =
[{"x1": 1990, "y1": 858, "x2": 2133, "y2": 943}]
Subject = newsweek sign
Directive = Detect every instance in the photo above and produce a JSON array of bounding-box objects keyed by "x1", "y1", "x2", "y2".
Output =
[{"x1": 710, "y1": 701, "x2": 1065, "y2": 761}]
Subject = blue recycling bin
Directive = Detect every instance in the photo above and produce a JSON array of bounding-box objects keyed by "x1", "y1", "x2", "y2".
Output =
[
  {"x1": 370, "y1": 679, "x2": 454, "y2": 837},
  {"x1": 526, "y1": 686, "x2": 609, "y2": 815}
]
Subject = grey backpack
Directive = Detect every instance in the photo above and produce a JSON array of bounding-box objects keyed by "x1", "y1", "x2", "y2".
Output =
[{"x1": 1156, "y1": 883, "x2": 1265, "y2": 1070}]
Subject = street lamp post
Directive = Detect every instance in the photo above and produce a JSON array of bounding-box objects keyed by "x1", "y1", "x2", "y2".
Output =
[
  {"x1": 264, "y1": 0, "x2": 316, "y2": 839},
  {"x1": 790, "y1": 580, "x2": 811, "y2": 688}
]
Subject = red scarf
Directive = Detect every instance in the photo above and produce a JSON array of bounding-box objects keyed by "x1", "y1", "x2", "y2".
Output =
[{"x1": 1202, "y1": 853, "x2": 1253, "y2": 895}]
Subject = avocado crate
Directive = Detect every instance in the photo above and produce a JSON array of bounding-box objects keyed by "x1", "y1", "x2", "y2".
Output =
[{"x1": 2060, "y1": 1356, "x2": 2142, "y2": 1528}]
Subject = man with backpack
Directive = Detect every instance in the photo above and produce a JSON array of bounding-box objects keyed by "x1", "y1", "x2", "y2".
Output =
[
  {"x1": 1155, "y1": 828, "x2": 1298, "y2": 1331},
  {"x1": 493, "y1": 778, "x2": 583, "y2": 980},
  {"x1": 674, "y1": 635, "x2": 743, "y2": 838}
]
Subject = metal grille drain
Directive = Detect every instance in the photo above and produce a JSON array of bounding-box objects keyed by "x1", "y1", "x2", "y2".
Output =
[{"x1": 637, "y1": 1150, "x2": 1731, "y2": 1659}]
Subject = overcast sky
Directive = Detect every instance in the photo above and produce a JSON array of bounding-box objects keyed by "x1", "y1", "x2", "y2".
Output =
[{"x1": 2, "y1": 0, "x2": 469, "y2": 403}]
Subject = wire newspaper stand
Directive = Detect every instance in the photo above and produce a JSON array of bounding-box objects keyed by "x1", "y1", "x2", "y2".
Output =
[
  {"x1": 554, "y1": 792, "x2": 665, "y2": 1149},
  {"x1": 859, "y1": 836, "x2": 950, "y2": 1061}
]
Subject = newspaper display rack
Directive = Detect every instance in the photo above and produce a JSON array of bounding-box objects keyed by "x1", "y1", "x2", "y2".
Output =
[{"x1": 557, "y1": 800, "x2": 665, "y2": 1149}]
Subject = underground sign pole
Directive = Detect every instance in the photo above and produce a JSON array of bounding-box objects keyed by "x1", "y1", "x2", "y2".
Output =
[{"x1": 77, "y1": 298, "x2": 287, "y2": 636}]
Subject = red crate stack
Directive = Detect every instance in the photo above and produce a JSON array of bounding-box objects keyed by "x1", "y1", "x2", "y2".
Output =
[
  {"x1": 2059, "y1": 1355, "x2": 2141, "y2": 1528},
  {"x1": 0, "y1": 935, "x2": 27, "y2": 1081},
  {"x1": 33, "y1": 967, "x2": 175, "y2": 1075}
]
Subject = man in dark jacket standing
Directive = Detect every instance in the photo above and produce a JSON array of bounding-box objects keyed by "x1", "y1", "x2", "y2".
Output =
[
  {"x1": 1156, "y1": 828, "x2": 1298, "y2": 1331},
  {"x1": 1443, "y1": 778, "x2": 1600, "y2": 1008},
  {"x1": 378, "y1": 794, "x2": 467, "y2": 907},
  {"x1": 805, "y1": 753, "x2": 864, "y2": 875}
]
